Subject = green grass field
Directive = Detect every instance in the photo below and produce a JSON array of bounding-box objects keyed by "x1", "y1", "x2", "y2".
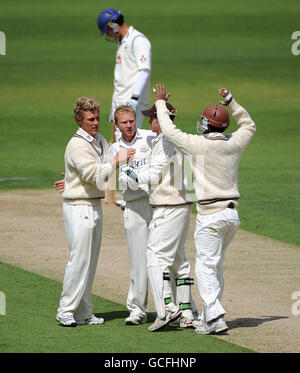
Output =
[
  {"x1": 0, "y1": 0, "x2": 299, "y2": 354},
  {"x1": 1, "y1": 0, "x2": 299, "y2": 245},
  {"x1": 0, "y1": 262, "x2": 253, "y2": 353}
]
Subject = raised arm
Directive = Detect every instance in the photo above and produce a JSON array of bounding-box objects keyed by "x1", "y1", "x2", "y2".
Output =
[
  {"x1": 154, "y1": 83, "x2": 202, "y2": 155},
  {"x1": 155, "y1": 83, "x2": 255, "y2": 154}
]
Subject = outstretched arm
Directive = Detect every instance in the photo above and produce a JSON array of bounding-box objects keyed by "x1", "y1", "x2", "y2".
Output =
[
  {"x1": 155, "y1": 83, "x2": 255, "y2": 154},
  {"x1": 154, "y1": 83, "x2": 202, "y2": 155}
]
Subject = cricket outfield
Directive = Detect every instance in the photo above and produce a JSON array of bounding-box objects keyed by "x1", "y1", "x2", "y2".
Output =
[{"x1": 0, "y1": 0, "x2": 299, "y2": 355}]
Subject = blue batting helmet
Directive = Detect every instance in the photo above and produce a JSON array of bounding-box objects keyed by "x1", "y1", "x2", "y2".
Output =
[{"x1": 97, "y1": 8, "x2": 122, "y2": 36}]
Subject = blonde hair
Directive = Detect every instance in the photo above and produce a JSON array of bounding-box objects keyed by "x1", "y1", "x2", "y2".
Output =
[
  {"x1": 74, "y1": 96, "x2": 100, "y2": 121},
  {"x1": 114, "y1": 105, "x2": 136, "y2": 124}
]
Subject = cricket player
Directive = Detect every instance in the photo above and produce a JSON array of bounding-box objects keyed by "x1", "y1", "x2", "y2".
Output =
[
  {"x1": 108, "y1": 105, "x2": 155, "y2": 325},
  {"x1": 97, "y1": 8, "x2": 151, "y2": 143},
  {"x1": 152, "y1": 83, "x2": 256, "y2": 334},
  {"x1": 120, "y1": 102, "x2": 197, "y2": 332},
  {"x1": 56, "y1": 97, "x2": 135, "y2": 327},
  {"x1": 54, "y1": 106, "x2": 155, "y2": 325}
]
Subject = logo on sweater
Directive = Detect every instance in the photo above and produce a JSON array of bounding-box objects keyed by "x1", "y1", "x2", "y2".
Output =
[
  {"x1": 130, "y1": 157, "x2": 147, "y2": 168},
  {"x1": 140, "y1": 145, "x2": 149, "y2": 153},
  {"x1": 116, "y1": 56, "x2": 121, "y2": 64},
  {"x1": 140, "y1": 54, "x2": 147, "y2": 63}
]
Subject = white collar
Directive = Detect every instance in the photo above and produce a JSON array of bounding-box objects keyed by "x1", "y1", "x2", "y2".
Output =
[
  {"x1": 119, "y1": 128, "x2": 143, "y2": 146},
  {"x1": 77, "y1": 127, "x2": 96, "y2": 143},
  {"x1": 152, "y1": 133, "x2": 164, "y2": 144},
  {"x1": 204, "y1": 132, "x2": 232, "y2": 141},
  {"x1": 121, "y1": 26, "x2": 134, "y2": 43},
  {"x1": 125, "y1": 26, "x2": 134, "y2": 39},
  {"x1": 205, "y1": 132, "x2": 227, "y2": 139}
]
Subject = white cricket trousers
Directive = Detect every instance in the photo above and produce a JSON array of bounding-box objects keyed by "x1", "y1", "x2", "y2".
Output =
[
  {"x1": 146, "y1": 205, "x2": 192, "y2": 319},
  {"x1": 194, "y1": 207, "x2": 240, "y2": 322},
  {"x1": 57, "y1": 202, "x2": 103, "y2": 320},
  {"x1": 124, "y1": 198, "x2": 153, "y2": 318}
]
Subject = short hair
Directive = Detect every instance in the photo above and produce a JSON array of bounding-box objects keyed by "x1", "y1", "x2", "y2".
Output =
[
  {"x1": 116, "y1": 14, "x2": 124, "y2": 26},
  {"x1": 74, "y1": 97, "x2": 100, "y2": 121},
  {"x1": 114, "y1": 105, "x2": 136, "y2": 124}
]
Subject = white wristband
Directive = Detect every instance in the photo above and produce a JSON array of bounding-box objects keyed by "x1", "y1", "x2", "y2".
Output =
[{"x1": 225, "y1": 92, "x2": 232, "y2": 102}]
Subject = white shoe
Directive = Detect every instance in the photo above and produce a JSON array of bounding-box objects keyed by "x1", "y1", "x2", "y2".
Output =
[
  {"x1": 115, "y1": 199, "x2": 126, "y2": 210},
  {"x1": 192, "y1": 319, "x2": 204, "y2": 328},
  {"x1": 180, "y1": 309, "x2": 194, "y2": 328},
  {"x1": 125, "y1": 314, "x2": 147, "y2": 325},
  {"x1": 76, "y1": 314, "x2": 105, "y2": 325},
  {"x1": 148, "y1": 309, "x2": 182, "y2": 332},
  {"x1": 179, "y1": 317, "x2": 194, "y2": 328},
  {"x1": 195, "y1": 317, "x2": 228, "y2": 335},
  {"x1": 170, "y1": 317, "x2": 193, "y2": 328},
  {"x1": 56, "y1": 314, "x2": 77, "y2": 327}
]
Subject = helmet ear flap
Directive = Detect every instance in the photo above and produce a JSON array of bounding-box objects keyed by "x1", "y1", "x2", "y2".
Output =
[{"x1": 108, "y1": 22, "x2": 119, "y2": 34}]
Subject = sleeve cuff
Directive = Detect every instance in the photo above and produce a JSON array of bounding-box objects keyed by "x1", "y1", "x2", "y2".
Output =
[
  {"x1": 106, "y1": 162, "x2": 114, "y2": 178},
  {"x1": 228, "y1": 98, "x2": 240, "y2": 112}
]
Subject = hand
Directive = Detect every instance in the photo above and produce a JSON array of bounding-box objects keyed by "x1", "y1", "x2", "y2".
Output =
[
  {"x1": 126, "y1": 98, "x2": 138, "y2": 110},
  {"x1": 109, "y1": 101, "x2": 118, "y2": 123},
  {"x1": 109, "y1": 106, "x2": 114, "y2": 123},
  {"x1": 53, "y1": 172, "x2": 65, "y2": 193},
  {"x1": 119, "y1": 167, "x2": 139, "y2": 191},
  {"x1": 154, "y1": 83, "x2": 171, "y2": 102},
  {"x1": 218, "y1": 88, "x2": 233, "y2": 106},
  {"x1": 120, "y1": 165, "x2": 139, "y2": 183},
  {"x1": 115, "y1": 148, "x2": 136, "y2": 167}
]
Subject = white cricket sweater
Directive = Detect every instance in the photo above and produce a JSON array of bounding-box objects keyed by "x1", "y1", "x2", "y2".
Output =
[
  {"x1": 138, "y1": 133, "x2": 193, "y2": 207},
  {"x1": 62, "y1": 127, "x2": 113, "y2": 204},
  {"x1": 108, "y1": 129, "x2": 156, "y2": 202},
  {"x1": 155, "y1": 99, "x2": 256, "y2": 214}
]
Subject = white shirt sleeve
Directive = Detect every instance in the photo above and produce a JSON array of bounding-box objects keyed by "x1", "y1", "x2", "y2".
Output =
[
  {"x1": 138, "y1": 138, "x2": 175, "y2": 185},
  {"x1": 106, "y1": 143, "x2": 118, "y2": 161},
  {"x1": 132, "y1": 69, "x2": 150, "y2": 97},
  {"x1": 68, "y1": 145, "x2": 113, "y2": 185},
  {"x1": 132, "y1": 35, "x2": 151, "y2": 71}
]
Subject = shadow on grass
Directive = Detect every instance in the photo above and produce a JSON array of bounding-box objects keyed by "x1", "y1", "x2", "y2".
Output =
[
  {"x1": 94, "y1": 311, "x2": 159, "y2": 323},
  {"x1": 94, "y1": 311, "x2": 184, "y2": 332},
  {"x1": 227, "y1": 315, "x2": 288, "y2": 329},
  {"x1": 94, "y1": 310, "x2": 128, "y2": 322}
]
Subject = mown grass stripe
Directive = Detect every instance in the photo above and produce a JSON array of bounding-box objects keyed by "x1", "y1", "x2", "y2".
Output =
[{"x1": 0, "y1": 261, "x2": 254, "y2": 353}]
